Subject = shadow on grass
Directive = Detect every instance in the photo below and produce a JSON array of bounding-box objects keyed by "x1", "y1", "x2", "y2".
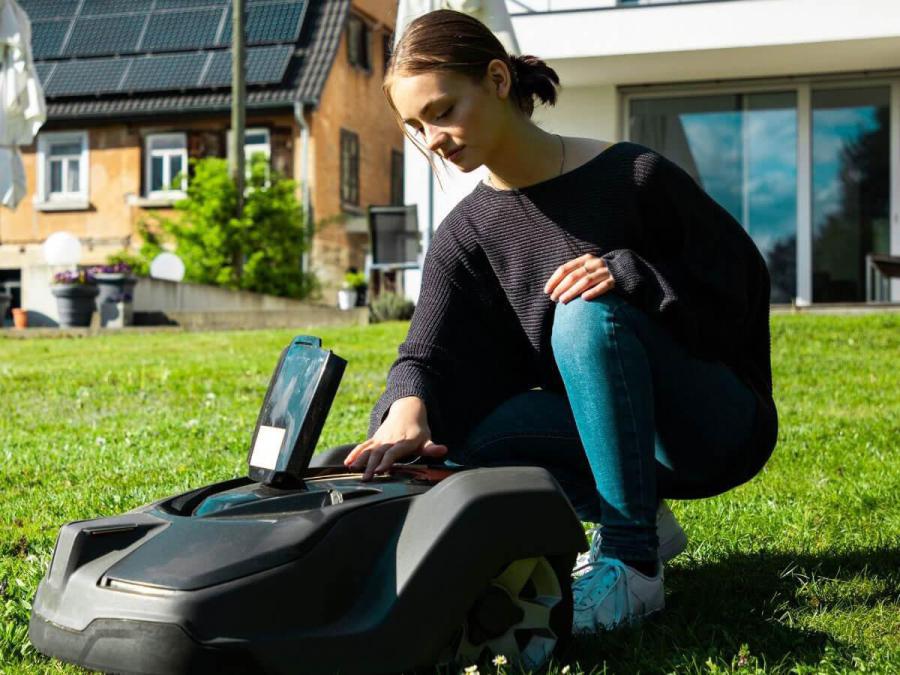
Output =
[{"x1": 558, "y1": 546, "x2": 899, "y2": 673}]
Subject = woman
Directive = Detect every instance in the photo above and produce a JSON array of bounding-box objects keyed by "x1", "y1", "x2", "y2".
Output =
[{"x1": 343, "y1": 9, "x2": 778, "y2": 636}]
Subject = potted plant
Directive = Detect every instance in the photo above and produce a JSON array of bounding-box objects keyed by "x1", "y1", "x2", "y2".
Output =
[
  {"x1": 51, "y1": 269, "x2": 99, "y2": 328},
  {"x1": 344, "y1": 269, "x2": 368, "y2": 307},
  {"x1": 12, "y1": 307, "x2": 27, "y2": 329},
  {"x1": 89, "y1": 262, "x2": 137, "y2": 327}
]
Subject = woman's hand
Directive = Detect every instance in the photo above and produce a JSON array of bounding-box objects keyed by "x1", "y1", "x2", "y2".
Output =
[
  {"x1": 343, "y1": 396, "x2": 448, "y2": 481},
  {"x1": 544, "y1": 253, "x2": 616, "y2": 303}
]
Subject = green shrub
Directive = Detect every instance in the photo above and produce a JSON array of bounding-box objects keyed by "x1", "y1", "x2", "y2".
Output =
[
  {"x1": 109, "y1": 154, "x2": 320, "y2": 299},
  {"x1": 369, "y1": 292, "x2": 415, "y2": 323}
]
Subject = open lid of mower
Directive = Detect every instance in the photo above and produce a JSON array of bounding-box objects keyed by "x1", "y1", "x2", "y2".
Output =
[{"x1": 247, "y1": 335, "x2": 347, "y2": 488}]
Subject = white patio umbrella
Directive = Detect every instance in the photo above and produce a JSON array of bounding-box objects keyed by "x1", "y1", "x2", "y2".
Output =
[{"x1": 0, "y1": 0, "x2": 46, "y2": 210}]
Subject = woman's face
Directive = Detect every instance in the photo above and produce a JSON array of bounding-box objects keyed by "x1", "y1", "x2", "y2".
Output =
[{"x1": 389, "y1": 61, "x2": 511, "y2": 171}]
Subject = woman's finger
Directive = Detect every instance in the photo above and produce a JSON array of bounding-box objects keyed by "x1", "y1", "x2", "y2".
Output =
[
  {"x1": 580, "y1": 276, "x2": 616, "y2": 300},
  {"x1": 362, "y1": 443, "x2": 402, "y2": 481},
  {"x1": 558, "y1": 266, "x2": 612, "y2": 303},
  {"x1": 549, "y1": 266, "x2": 590, "y2": 301},
  {"x1": 344, "y1": 439, "x2": 374, "y2": 466},
  {"x1": 544, "y1": 253, "x2": 593, "y2": 294},
  {"x1": 557, "y1": 272, "x2": 597, "y2": 303},
  {"x1": 370, "y1": 440, "x2": 420, "y2": 476}
]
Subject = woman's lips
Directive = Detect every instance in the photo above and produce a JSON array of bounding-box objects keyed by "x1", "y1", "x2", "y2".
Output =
[{"x1": 447, "y1": 146, "x2": 465, "y2": 161}]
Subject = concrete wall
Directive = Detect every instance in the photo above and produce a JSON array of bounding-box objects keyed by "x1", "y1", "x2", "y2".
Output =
[{"x1": 19, "y1": 270, "x2": 349, "y2": 327}]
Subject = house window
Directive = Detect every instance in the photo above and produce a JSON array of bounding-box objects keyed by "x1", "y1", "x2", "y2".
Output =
[
  {"x1": 145, "y1": 132, "x2": 187, "y2": 198},
  {"x1": 347, "y1": 14, "x2": 370, "y2": 71},
  {"x1": 36, "y1": 131, "x2": 89, "y2": 204},
  {"x1": 227, "y1": 127, "x2": 272, "y2": 183},
  {"x1": 340, "y1": 128, "x2": 359, "y2": 206},
  {"x1": 390, "y1": 149, "x2": 403, "y2": 205}
]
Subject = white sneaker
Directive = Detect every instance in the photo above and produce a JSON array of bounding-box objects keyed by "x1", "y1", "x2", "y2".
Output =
[
  {"x1": 572, "y1": 556, "x2": 665, "y2": 635},
  {"x1": 572, "y1": 500, "x2": 687, "y2": 578}
]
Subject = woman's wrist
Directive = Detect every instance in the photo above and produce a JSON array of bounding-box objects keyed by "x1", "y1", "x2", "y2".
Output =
[{"x1": 390, "y1": 395, "x2": 426, "y2": 415}]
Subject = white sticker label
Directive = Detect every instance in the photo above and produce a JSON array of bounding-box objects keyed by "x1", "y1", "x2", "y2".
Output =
[{"x1": 250, "y1": 425, "x2": 287, "y2": 470}]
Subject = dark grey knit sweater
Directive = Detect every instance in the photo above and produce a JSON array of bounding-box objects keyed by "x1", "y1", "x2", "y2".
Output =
[{"x1": 368, "y1": 141, "x2": 778, "y2": 467}]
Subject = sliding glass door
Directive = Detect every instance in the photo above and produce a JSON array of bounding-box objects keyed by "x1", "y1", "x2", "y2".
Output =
[
  {"x1": 811, "y1": 87, "x2": 891, "y2": 302},
  {"x1": 628, "y1": 82, "x2": 893, "y2": 304}
]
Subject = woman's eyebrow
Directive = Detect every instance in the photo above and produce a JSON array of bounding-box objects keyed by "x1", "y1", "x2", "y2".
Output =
[{"x1": 402, "y1": 98, "x2": 446, "y2": 125}]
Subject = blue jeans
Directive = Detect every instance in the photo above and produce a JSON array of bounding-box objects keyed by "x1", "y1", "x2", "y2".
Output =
[{"x1": 445, "y1": 293, "x2": 764, "y2": 562}]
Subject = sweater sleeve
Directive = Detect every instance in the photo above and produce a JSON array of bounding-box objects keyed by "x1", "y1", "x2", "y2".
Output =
[
  {"x1": 367, "y1": 215, "x2": 516, "y2": 447},
  {"x1": 601, "y1": 150, "x2": 771, "y2": 364}
]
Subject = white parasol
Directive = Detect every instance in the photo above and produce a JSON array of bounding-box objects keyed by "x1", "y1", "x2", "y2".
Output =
[{"x1": 0, "y1": 0, "x2": 46, "y2": 210}]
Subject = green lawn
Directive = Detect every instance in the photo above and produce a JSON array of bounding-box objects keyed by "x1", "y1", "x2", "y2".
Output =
[{"x1": 1, "y1": 314, "x2": 898, "y2": 674}]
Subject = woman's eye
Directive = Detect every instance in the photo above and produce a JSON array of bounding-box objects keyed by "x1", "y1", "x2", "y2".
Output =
[{"x1": 435, "y1": 105, "x2": 453, "y2": 121}]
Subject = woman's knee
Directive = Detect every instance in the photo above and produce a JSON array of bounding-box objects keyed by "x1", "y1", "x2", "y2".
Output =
[{"x1": 550, "y1": 293, "x2": 628, "y2": 357}]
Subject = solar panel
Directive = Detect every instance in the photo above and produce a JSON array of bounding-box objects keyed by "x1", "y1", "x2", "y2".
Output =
[
  {"x1": 30, "y1": 20, "x2": 70, "y2": 59},
  {"x1": 43, "y1": 58, "x2": 128, "y2": 97},
  {"x1": 220, "y1": 1, "x2": 305, "y2": 46},
  {"x1": 247, "y1": 44, "x2": 293, "y2": 83},
  {"x1": 80, "y1": 0, "x2": 150, "y2": 16},
  {"x1": 246, "y1": 1, "x2": 304, "y2": 44},
  {"x1": 18, "y1": 0, "x2": 78, "y2": 21},
  {"x1": 123, "y1": 52, "x2": 209, "y2": 92},
  {"x1": 141, "y1": 8, "x2": 225, "y2": 52},
  {"x1": 66, "y1": 16, "x2": 145, "y2": 57},
  {"x1": 34, "y1": 62, "x2": 56, "y2": 88},
  {"x1": 201, "y1": 44, "x2": 291, "y2": 87}
]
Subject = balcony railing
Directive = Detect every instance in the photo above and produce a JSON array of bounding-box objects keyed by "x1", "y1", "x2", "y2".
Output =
[{"x1": 507, "y1": 0, "x2": 741, "y2": 14}]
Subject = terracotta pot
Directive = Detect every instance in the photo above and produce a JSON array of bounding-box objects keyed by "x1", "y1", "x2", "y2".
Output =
[{"x1": 12, "y1": 308, "x2": 27, "y2": 329}]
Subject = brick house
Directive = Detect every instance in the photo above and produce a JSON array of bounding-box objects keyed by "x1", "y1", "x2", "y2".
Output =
[{"x1": 0, "y1": 0, "x2": 404, "y2": 316}]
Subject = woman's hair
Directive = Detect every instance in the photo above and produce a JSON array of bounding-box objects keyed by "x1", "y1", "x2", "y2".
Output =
[{"x1": 383, "y1": 9, "x2": 561, "y2": 176}]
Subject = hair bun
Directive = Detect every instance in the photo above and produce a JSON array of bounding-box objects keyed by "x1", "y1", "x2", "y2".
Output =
[{"x1": 508, "y1": 54, "x2": 560, "y2": 117}]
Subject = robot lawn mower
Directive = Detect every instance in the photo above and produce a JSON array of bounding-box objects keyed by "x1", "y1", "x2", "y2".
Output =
[{"x1": 29, "y1": 335, "x2": 589, "y2": 674}]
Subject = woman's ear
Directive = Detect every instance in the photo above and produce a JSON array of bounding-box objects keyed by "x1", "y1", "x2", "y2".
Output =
[{"x1": 486, "y1": 58, "x2": 510, "y2": 99}]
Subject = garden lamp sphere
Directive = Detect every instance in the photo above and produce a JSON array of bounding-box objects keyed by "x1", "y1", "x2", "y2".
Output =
[
  {"x1": 150, "y1": 252, "x2": 185, "y2": 282},
  {"x1": 42, "y1": 232, "x2": 82, "y2": 266}
]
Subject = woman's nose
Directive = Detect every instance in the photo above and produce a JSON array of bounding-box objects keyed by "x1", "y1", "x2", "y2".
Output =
[{"x1": 425, "y1": 126, "x2": 446, "y2": 153}]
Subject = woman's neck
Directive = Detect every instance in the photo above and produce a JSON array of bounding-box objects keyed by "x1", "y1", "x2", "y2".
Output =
[{"x1": 484, "y1": 125, "x2": 563, "y2": 191}]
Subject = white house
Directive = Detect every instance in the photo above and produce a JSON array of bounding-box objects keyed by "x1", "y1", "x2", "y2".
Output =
[{"x1": 400, "y1": 0, "x2": 900, "y2": 306}]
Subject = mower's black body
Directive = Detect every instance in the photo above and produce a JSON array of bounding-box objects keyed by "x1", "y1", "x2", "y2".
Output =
[{"x1": 29, "y1": 336, "x2": 588, "y2": 675}]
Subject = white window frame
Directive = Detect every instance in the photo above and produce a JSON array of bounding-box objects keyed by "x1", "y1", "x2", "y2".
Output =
[
  {"x1": 145, "y1": 132, "x2": 188, "y2": 200},
  {"x1": 35, "y1": 130, "x2": 90, "y2": 208},
  {"x1": 227, "y1": 127, "x2": 272, "y2": 186}
]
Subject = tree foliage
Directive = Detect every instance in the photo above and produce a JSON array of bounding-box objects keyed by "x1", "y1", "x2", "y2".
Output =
[{"x1": 110, "y1": 154, "x2": 319, "y2": 299}]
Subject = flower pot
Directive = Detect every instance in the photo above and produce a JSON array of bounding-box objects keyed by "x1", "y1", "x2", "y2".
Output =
[
  {"x1": 51, "y1": 284, "x2": 100, "y2": 328},
  {"x1": 95, "y1": 274, "x2": 137, "y2": 327},
  {"x1": 355, "y1": 285, "x2": 368, "y2": 307},
  {"x1": 337, "y1": 288, "x2": 356, "y2": 311},
  {"x1": 95, "y1": 273, "x2": 137, "y2": 304},
  {"x1": 12, "y1": 308, "x2": 27, "y2": 329},
  {"x1": 100, "y1": 301, "x2": 134, "y2": 329},
  {"x1": 0, "y1": 292, "x2": 10, "y2": 327}
]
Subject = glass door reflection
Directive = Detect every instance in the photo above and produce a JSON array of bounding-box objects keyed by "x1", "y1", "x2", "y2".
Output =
[
  {"x1": 811, "y1": 87, "x2": 890, "y2": 302},
  {"x1": 630, "y1": 91, "x2": 798, "y2": 303}
]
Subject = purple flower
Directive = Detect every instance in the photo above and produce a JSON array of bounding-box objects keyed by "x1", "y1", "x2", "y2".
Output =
[
  {"x1": 52, "y1": 269, "x2": 97, "y2": 285},
  {"x1": 88, "y1": 262, "x2": 133, "y2": 275}
]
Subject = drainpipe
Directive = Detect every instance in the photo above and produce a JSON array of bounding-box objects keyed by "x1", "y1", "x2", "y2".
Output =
[{"x1": 293, "y1": 101, "x2": 313, "y2": 277}]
